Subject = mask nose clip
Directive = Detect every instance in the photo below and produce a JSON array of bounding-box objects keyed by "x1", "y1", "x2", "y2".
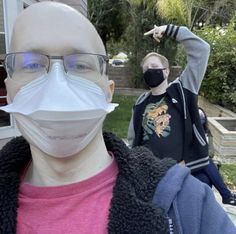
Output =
[{"x1": 49, "y1": 61, "x2": 67, "y2": 82}]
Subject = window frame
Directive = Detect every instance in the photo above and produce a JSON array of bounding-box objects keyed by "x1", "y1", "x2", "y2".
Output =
[{"x1": 0, "y1": 0, "x2": 38, "y2": 139}]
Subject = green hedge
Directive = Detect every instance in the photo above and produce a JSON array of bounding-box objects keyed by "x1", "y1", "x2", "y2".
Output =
[{"x1": 196, "y1": 17, "x2": 236, "y2": 112}]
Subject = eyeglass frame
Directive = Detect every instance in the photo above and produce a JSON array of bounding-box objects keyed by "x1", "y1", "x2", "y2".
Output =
[
  {"x1": 2, "y1": 52, "x2": 109, "y2": 78},
  {"x1": 142, "y1": 67, "x2": 167, "y2": 73}
]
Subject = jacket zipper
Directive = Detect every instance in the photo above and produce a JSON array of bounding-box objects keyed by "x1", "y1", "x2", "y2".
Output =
[
  {"x1": 178, "y1": 80, "x2": 187, "y2": 119},
  {"x1": 168, "y1": 217, "x2": 174, "y2": 234}
]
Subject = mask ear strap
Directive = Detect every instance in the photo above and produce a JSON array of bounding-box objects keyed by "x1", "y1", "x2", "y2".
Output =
[{"x1": 6, "y1": 93, "x2": 12, "y2": 104}]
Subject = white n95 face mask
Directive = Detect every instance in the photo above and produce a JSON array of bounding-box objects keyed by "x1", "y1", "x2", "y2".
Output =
[{"x1": 0, "y1": 63, "x2": 118, "y2": 157}]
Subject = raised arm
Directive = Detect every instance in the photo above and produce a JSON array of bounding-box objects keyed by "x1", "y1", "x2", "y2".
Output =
[
  {"x1": 165, "y1": 24, "x2": 210, "y2": 94},
  {"x1": 145, "y1": 24, "x2": 210, "y2": 94}
]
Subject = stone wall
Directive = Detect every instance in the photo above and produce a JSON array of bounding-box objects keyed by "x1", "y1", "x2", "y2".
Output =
[
  {"x1": 108, "y1": 65, "x2": 182, "y2": 88},
  {"x1": 198, "y1": 96, "x2": 236, "y2": 118},
  {"x1": 208, "y1": 117, "x2": 236, "y2": 163},
  {"x1": 108, "y1": 66, "x2": 133, "y2": 88},
  {"x1": 198, "y1": 97, "x2": 236, "y2": 162}
]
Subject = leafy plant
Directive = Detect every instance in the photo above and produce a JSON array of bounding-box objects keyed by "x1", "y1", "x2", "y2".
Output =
[
  {"x1": 156, "y1": 0, "x2": 236, "y2": 30},
  {"x1": 196, "y1": 16, "x2": 236, "y2": 112},
  {"x1": 88, "y1": 0, "x2": 131, "y2": 48}
]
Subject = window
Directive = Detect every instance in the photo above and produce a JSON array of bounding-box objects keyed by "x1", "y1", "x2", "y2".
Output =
[
  {"x1": 0, "y1": 0, "x2": 37, "y2": 140},
  {"x1": 0, "y1": 1, "x2": 10, "y2": 127}
]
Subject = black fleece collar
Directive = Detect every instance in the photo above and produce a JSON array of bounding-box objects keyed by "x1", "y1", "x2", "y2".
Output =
[{"x1": 0, "y1": 132, "x2": 175, "y2": 234}]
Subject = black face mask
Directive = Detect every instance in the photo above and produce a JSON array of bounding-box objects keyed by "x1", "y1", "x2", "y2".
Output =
[{"x1": 143, "y1": 69, "x2": 165, "y2": 88}]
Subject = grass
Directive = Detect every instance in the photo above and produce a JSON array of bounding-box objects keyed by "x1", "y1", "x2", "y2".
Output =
[
  {"x1": 103, "y1": 95, "x2": 137, "y2": 138},
  {"x1": 220, "y1": 164, "x2": 236, "y2": 191},
  {"x1": 104, "y1": 94, "x2": 236, "y2": 188}
]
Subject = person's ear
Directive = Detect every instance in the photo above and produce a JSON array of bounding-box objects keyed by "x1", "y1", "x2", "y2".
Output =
[
  {"x1": 164, "y1": 68, "x2": 170, "y2": 79},
  {"x1": 107, "y1": 80, "x2": 115, "y2": 102}
]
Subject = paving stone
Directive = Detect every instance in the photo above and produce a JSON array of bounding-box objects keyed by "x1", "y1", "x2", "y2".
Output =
[{"x1": 213, "y1": 188, "x2": 236, "y2": 225}]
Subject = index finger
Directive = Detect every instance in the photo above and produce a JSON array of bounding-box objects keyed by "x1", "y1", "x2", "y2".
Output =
[{"x1": 144, "y1": 28, "x2": 155, "y2": 36}]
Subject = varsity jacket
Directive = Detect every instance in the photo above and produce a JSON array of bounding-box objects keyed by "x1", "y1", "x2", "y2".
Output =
[
  {"x1": 0, "y1": 133, "x2": 235, "y2": 234},
  {"x1": 128, "y1": 25, "x2": 210, "y2": 172}
]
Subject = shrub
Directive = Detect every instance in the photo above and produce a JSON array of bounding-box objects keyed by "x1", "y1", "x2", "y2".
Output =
[{"x1": 196, "y1": 17, "x2": 236, "y2": 112}]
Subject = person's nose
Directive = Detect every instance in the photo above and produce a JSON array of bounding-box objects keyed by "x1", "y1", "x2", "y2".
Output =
[{"x1": 49, "y1": 61, "x2": 67, "y2": 82}]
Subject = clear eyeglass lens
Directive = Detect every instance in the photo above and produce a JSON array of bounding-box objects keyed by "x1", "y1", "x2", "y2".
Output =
[
  {"x1": 4, "y1": 53, "x2": 107, "y2": 82},
  {"x1": 5, "y1": 53, "x2": 49, "y2": 80},
  {"x1": 64, "y1": 54, "x2": 106, "y2": 79},
  {"x1": 143, "y1": 66, "x2": 166, "y2": 73}
]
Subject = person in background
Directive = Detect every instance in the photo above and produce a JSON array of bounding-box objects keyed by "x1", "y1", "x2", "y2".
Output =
[
  {"x1": 193, "y1": 108, "x2": 236, "y2": 206},
  {"x1": 0, "y1": 2, "x2": 235, "y2": 233},
  {"x1": 128, "y1": 24, "x2": 210, "y2": 173}
]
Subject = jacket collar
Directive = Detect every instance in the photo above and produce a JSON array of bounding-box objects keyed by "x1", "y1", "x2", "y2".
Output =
[
  {"x1": 104, "y1": 132, "x2": 175, "y2": 233},
  {"x1": 0, "y1": 137, "x2": 31, "y2": 234},
  {"x1": 0, "y1": 133, "x2": 174, "y2": 234},
  {"x1": 136, "y1": 81, "x2": 185, "y2": 117}
]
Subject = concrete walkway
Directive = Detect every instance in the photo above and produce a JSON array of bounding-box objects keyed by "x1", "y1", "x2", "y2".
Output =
[{"x1": 213, "y1": 189, "x2": 236, "y2": 225}]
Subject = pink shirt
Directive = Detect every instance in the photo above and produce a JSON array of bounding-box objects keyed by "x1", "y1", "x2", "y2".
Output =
[{"x1": 17, "y1": 159, "x2": 118, "y2": 234}]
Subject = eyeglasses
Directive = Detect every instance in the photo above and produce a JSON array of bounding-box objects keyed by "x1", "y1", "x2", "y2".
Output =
[
  {"x1": 142, "y1": 66, "x2": 167, "y2": 73},
  {"x1": 3, "y1": 52, "x2": 109, "y2": 82}
]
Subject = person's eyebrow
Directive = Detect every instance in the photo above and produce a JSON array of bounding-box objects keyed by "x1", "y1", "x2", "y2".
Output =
[
  {"x1": 20, "y1": 48, "x2": 89, "y2": 55},
  {"x1": 68, "y1": 49, "x2": 88, "y2": 54},
  {"x1": 150, "y1": 62, "x2": 160, "y2": 66},
  {"x1": 18, "y1": 49, "x2": 43, "y2": 54}
]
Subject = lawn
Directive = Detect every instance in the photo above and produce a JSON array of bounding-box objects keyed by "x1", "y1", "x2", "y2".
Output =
[
  {"x1": 103, "y1": 95, "x2": 137, "y2": 139},
  {"x1": 220, "y1": 164, "x2": 236, "y2": 191},
  {"x1": 104, "y1": 94, "x2": 236, "y2": 188}
]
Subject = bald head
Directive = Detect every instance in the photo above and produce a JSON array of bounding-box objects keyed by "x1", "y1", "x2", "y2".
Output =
[
  {"x1": 10, "y1": 2, "x2": 106, "y2": 55},
  {"x1": 6, "y1": 2, "x2": 114, "y2": 101}
]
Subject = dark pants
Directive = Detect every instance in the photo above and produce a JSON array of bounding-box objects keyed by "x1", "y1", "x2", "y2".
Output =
[{"x1": 192, "y1": 159, "x2": 232, "y2": 200}]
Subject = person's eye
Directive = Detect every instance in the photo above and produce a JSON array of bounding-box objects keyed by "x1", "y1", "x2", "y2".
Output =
[
  {"x1": 76, "y1": 63, "x2": 91, "y2": 70},
  {"x1": 22, "y1": 63, "x2": 44, "y2": 73},
  {"x1": 69, "y1": 62, "x2": 93, "y2": 73}
]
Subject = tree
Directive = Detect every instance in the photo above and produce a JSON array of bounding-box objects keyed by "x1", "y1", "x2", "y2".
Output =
[
  {"x1": 106, "y1": 0, "x2": 182, "y2": 88},
  {"x1": 156, "y1": 0, "x2": 204, "y2": 30},
  {"x1": 87, "y1": 0, "x2": 131, "y2": 48},
  {"x1": 196, "y1": 16, "x2": 236, "y2": 112},
  {"x1": 156, "y1": 0, "x2": 236, "y2": 30},
  {"x1": 204, "y1": 0, "x2": 236, "y2": 26},
  {"x1": 126, "y1": 1, "x2": 160, "y2": 87}
]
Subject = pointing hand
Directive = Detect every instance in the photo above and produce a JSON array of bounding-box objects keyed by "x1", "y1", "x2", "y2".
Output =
[{"x1": 144, "y1": 25, "x2": 167, "y2": 43}]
